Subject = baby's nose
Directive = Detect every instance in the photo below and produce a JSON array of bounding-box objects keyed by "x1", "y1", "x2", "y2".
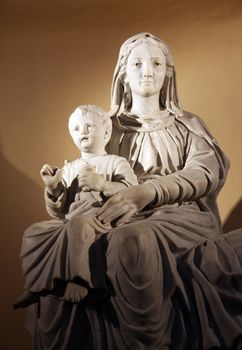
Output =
[{"x1": 80, "y1": 124, "x2": 88, "y2": 134}]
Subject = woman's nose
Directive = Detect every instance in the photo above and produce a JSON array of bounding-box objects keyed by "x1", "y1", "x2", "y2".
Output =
[{"x1": 143, "y1": 61, "x2": 153, "y2": 78}]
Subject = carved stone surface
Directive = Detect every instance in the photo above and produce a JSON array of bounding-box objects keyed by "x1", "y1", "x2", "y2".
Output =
[{"x1": 16, "y1": 33, "x2": 242, "y2": 349}]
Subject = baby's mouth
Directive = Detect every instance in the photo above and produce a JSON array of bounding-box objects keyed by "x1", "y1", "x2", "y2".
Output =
[{"x1": 80, "y1": 136, "x2": 89, "y2": 142}]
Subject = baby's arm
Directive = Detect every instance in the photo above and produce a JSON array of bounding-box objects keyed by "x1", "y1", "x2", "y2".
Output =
[
  {"x1": 100, "y1": 178, "x2": 127, "y2": 197},
  {"x1": 77, "y1": 166, "x2": 125, "y2": 196},
  {"x1": 78, "y1": 158, "x2": 138, "y2": 197},
  {"x1": 40, "y1": 164, "x2": 67, "y2": 218},
  {"x1": 40, "y1": 164, "x2": 64, "y2": 197}
]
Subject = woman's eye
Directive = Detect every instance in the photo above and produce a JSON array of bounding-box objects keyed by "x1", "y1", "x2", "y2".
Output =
[{"x1": 154, "y1": 61, "x2": 161, "y2": 66}]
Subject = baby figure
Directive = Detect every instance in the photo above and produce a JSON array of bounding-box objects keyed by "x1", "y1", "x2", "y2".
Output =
[{"x1": 14, "y1": 105, "x2": 138, "y2": 308}]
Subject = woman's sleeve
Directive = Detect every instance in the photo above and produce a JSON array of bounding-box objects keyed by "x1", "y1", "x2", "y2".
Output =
[{"x1": 148, "y1": 131, "x2": 221, "y2": 207}]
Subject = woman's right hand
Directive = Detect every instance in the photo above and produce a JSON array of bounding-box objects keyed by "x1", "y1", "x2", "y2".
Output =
[
  {"x1": 40, "y1": 164, "x2": 63, "y2": 194},
  {"x1": 97, "y1": 183, "x2": 156, "y2": 226}
]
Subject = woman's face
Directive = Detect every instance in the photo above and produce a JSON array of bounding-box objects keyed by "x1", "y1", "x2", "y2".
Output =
[{"x1": 125, "y1": 41, "x2": 166, "y2": 98}]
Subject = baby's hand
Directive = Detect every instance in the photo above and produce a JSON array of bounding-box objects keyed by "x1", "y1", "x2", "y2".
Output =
[
  {"x1": 78, "y1": 166, "x2": 105, "y2": 192},
  {"x1": 40, "y1": 164, "x2": 62, "y2": 190}
]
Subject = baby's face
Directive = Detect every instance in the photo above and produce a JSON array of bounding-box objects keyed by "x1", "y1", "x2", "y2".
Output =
[{"x1": 69, "y1": 112, "x2": 108, "y2": 154}]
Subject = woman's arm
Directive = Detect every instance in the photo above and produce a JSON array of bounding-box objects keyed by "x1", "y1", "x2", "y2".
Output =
[
  {"x1": 98, "y1": 132, "x2": 221, "y2": 225},
  {"x1": 97, "y1": 183, "x2": 156, "y2": 225},
  {"x1": 148, "y1": 131, "x2": 221, "y2": 206}
]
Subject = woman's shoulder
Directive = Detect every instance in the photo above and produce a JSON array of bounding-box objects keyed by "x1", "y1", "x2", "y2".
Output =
[
  {"x1": 176, "y1": 110, "x2": 207, "y2": 127},
  {"x1": 175, "y1": 111, "x2": 216, "y2": 142}
]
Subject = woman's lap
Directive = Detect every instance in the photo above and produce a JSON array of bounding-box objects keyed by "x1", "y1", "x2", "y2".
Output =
[
  {"x1": 21, "y1": 215, "x2": 108, "y2": 292},
  {"x1": 23, "y1": 204, "x2": 242, "y2": 349},
  {"x1": 104, "y1": 205, "x2": 242, "y2": 349}
]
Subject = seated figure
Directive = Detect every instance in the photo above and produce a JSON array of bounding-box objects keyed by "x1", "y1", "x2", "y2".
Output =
[{"x1": 16, "y1": 33, "x2": 242, "y2": 350}]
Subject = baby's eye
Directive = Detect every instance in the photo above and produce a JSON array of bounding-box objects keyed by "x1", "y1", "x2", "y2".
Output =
[
  {"x1": 74, "y1": 126, "x2": 79, "y2": 131},
  {"x1": 87, "y1": 123, "x2": 96, "y2": 130},
  {"x1": 134, "y1": 61, "x2": 142, "y2": 67}
]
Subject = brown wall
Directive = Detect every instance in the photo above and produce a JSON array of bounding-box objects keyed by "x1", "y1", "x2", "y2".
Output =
[{"x1": 1, "y1": 1, "x2": 242, "y2": 348}]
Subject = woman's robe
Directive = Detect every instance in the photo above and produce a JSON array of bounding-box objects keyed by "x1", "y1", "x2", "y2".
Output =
[{"x1": 24, "y1": 112, "x2": 242, "y2": 350}]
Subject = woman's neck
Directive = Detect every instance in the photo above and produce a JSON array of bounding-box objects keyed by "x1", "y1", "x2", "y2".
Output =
[{"x1": 130, "y1": 93, "x2": 161, "y2": 116}]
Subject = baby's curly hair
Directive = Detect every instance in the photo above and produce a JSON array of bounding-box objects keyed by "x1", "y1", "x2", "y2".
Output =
[{"x1": 69, "y1": 105, "x2": 112, "y2": 133}]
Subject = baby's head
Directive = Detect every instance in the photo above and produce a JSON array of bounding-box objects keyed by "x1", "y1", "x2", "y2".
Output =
[{"x1": 68, "y1": 105, "x2": 112, "y2": 155}]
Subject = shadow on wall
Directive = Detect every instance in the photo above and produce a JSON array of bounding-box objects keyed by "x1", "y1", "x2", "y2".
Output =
[
  {"x1": 0, "y1": 148, "x2": 47, "y2": 349},
  {"x1": 223, "y1": 197, "x2": 242, "y2": 233}
]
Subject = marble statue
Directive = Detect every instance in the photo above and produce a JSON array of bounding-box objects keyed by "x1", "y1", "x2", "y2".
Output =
[{"x1": 15, "y1": 33, "x2": 242, "y2": 349}]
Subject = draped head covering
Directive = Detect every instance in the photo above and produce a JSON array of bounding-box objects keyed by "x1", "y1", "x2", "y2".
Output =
[
  {"x1": 110, "y1": 32, "x2": 182, "y2": 116},
  {"x1": 108, "y1": 33, "x2": 230, "y2": 228}
]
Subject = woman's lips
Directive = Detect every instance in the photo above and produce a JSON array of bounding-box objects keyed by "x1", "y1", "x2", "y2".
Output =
[{"x1": 141, "y1": 80, "x2": 153, "y2": 85}]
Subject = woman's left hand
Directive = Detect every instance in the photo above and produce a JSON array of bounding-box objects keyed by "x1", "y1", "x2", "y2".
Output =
[{"x1": 97, "y1": 183, "x2": 156, "y2": 226}]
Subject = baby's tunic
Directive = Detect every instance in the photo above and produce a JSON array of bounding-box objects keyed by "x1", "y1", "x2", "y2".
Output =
[
  {"x1": 20, "y1": 154, "x2": 138, "y2": 293},
  {"x1": 45, "y1": 154, "x2": 138, "y2": 219}
]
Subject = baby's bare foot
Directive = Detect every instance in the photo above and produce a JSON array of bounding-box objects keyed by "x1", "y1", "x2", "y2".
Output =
[{"x1": 62, "y1": 282, "x2": 88, "y2": 303}]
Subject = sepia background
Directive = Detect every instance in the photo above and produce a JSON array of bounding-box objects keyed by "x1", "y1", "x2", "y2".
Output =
[{"x1": 1, "y1": 0, "x2": 242, "y2": 348}]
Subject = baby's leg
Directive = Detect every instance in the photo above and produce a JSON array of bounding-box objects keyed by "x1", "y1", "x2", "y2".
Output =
[
  {"x1": 67, "y1": 215, "x2": 107, "y2": 285},
  {"x1": 13, "y1": 290, "x2": 39, "y2": 309},
  {"x1": 63, "y1": 215, "x2": 109, "y2": 303},
  {"x1": 62, "y1": 215, "x2": 103, "y2": 303}
]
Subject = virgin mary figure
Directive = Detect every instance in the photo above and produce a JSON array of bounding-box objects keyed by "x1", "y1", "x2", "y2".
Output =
[{"x1": 18, "y1": 33, "x2": 242, "y2": 350}]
